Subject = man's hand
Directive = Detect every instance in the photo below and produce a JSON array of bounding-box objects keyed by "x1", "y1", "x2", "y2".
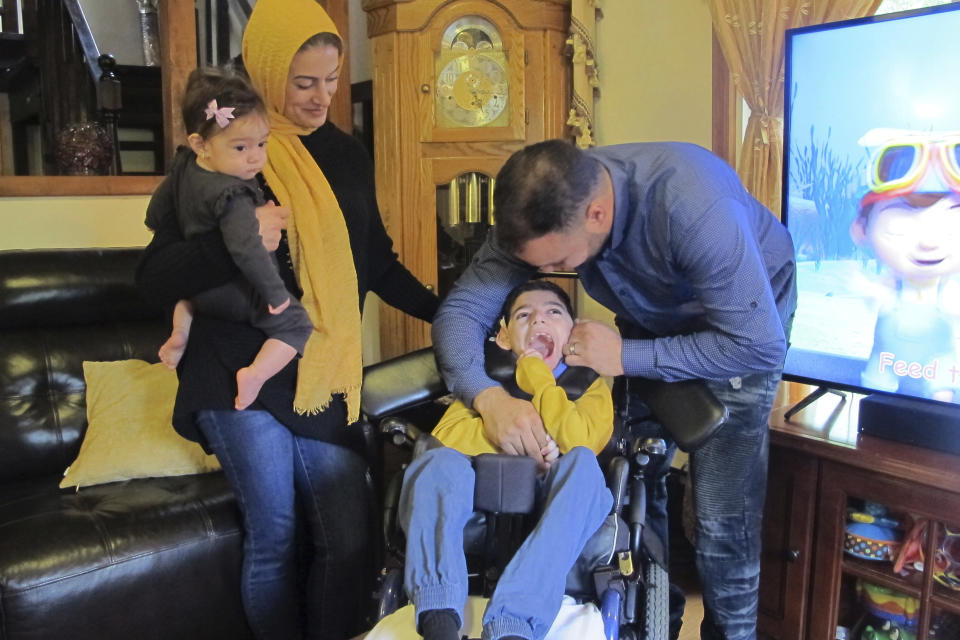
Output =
[
  {"x1": 255, "y1": 201, "x2": 290, "y2": 251},
  {"x1": 564, "y1": 319, "x2": 625, "y2": 376},
  {"x1": 473, "y1": 386, "x2": 548, "y2": 465}
]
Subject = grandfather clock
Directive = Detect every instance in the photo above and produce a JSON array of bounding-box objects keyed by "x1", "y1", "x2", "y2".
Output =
[{"x1": 362, "y1": 0, "x2": 570, "y2": 359}]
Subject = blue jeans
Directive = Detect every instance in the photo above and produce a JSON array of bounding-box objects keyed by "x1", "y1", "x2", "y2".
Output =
[
  {"x1": 197, "y1": 410, "x2": 372, "y2": 640},
  {"x1": 619, "y1": 370, "x2": 780, "y2": 640},
  {"x1": 399, "y1": 446, "x2": 612, "y2": 640}
]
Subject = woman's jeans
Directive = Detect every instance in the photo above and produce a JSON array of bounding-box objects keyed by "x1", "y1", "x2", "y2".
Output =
[
  {"x1": 399, "y1": 446, "x2": 611, "y2": 640},
  {"x1": 619, "y1": 370, "x2": 781, "y2": 640},
  {"x1": 197, "y1": 410, "x2": 371, "y2": 640}
]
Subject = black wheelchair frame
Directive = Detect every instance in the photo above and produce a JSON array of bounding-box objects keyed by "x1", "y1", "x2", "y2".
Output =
[{"x1": 358, "y1": 346, "x2": 727, "y2": 640}]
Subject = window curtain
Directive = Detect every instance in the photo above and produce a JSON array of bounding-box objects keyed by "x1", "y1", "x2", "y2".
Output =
[
  {"x1": 709, "y1": 0, "x2": 882, "y2": 216},
  {"x1": 567, "y1": 0, "x2": 601, "y2": 148}
]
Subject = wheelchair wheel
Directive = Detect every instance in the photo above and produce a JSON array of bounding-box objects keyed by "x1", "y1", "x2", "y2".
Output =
[{"x1": 643, "y1": 560, "x2": 669, "y2": 639}]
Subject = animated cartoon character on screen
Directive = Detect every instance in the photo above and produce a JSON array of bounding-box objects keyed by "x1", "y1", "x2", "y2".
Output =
[{"x1": 850, "y1": 129, "x2": 960, "y2": 402}]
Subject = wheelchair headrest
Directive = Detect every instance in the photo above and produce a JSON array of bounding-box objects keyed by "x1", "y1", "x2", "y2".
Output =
[
  {"x1": 484, "y1": 339, "x2": 599, "y2": 401},
  {"x1": 360, "y1": 341, "x2": 601, "y2": 424}
]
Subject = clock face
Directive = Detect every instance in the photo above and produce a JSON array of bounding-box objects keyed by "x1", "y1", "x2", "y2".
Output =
[
  {"x1": 440, "y1": 16, "x2": 503, "y2": 50},
  {"x1": 436, "y1": 52, "x2": 508, "y2": 128}
]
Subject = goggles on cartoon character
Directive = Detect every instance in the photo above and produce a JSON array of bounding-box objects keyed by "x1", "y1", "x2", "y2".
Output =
[{"x1": 861, "y1": 133, "x2": 960, "y2": 207}]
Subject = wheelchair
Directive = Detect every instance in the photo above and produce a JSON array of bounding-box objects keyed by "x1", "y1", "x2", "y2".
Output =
[{"x1": 358, "y1": 346, "x2": 727, "y2": 640}]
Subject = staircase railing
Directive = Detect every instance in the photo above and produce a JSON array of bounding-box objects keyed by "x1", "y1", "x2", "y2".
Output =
[{"x1": 62, "y1": 0, "x2": 101, "y2": 82}]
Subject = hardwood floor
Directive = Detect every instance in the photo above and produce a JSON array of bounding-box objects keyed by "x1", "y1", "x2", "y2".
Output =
[
  {"x1": 673, "y1": 556, "x2": 705, "y2": 640},
  {"x1": 677, "y1": 588, "x2": 705, "y2": 640}
]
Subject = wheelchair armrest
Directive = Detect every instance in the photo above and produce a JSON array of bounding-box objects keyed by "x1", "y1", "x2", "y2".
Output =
[
  {"x1": 605, "y1": 456, "x2": 629, "y2": 517},
  {"x1": 361, "y1": 346, "x2": 449, "y2": 422},
  {"x1": 633, "y1": 378, "x2": 728, "y2": 452}
]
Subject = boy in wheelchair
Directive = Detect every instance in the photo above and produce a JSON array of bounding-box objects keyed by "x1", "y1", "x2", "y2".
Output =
[{"x1": 399, "y1": 279, "x2": 614, "y2": 640}]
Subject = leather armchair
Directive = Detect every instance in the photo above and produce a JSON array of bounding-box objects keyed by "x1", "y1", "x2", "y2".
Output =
[{"x1": 0, "y1": 248, "x2": 253, "y2": 639}]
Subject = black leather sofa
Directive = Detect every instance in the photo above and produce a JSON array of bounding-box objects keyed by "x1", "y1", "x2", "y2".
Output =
[{"x1": 0, "y1": 248, "x2": 253, "y2": 639}]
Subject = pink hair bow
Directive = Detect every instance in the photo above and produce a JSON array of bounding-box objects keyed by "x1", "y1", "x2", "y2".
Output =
[{"x1": 204, "y1": 99, "x2": 236, "y2": 128}]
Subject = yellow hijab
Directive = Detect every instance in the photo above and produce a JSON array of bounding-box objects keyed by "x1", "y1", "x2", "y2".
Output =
[{"x1": 242, "y1": 0, "x2": 362, "y2": 422}]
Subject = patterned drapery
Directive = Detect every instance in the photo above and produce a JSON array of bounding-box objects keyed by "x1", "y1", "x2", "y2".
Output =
[{"x1": 709, "y1": 0, "x2": 882, "y2": 216}]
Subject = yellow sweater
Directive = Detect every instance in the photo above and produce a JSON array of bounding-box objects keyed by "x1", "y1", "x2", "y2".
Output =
[{"x1": 432, "y1": 355, "x2": 614, "y2": 456}]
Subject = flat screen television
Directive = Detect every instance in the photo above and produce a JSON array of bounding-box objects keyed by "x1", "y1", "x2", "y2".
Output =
[{"x1": 782, "y1": 3, "x2": 960, "y2": 449}]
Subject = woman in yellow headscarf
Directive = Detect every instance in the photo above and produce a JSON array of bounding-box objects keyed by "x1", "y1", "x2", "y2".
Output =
[{"x1": 137, "y1": 1, "x2": 438, "y2": 637}]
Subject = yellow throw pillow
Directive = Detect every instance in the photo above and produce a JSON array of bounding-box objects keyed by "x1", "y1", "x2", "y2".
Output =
[{"x1": 60, "y1": 360, "x2": 220, "y2": 490}]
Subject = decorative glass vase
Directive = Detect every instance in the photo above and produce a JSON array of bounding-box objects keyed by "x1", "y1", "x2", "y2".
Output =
[{"x1": 55, "y1": 122, "x2": 114, "y2": 176}]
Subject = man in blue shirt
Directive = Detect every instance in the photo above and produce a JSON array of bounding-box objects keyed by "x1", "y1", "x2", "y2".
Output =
[{"x1": 432, "y1": 139, "x2": 797, "y2": 640}]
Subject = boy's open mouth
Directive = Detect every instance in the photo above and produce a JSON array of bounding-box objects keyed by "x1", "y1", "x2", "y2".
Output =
[{"x1": 528, "y1": 333, "x2": 555, "y2": 359}]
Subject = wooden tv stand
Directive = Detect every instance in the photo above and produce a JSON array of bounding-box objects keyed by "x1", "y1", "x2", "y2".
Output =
[{"x1": 758, "y1": 384, "x2": 960, "y2": 640}]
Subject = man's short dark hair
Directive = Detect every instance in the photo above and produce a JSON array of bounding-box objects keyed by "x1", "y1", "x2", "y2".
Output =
[
  {"x1": 493, "y1": 139, "x2": 604, "y2": 255},
  {"x1": 500, "y1": 279, "x2": 574, "y2": 325}
]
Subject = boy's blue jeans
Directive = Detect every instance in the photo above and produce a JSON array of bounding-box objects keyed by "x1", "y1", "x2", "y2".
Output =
[
  {"x1": 399, "y1": 446, "x2": 612, "y2": 640},
  {"x1": 621, "y1": 370, "x2": 781, "y2": 640},
  {"x1": 196, "y1": 409, "x2": 371, "y2": 640}
]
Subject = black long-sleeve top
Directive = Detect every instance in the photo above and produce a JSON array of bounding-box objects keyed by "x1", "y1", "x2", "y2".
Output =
[{"x1": 136, "y1": 121, "x2": 439, "y2": 451}]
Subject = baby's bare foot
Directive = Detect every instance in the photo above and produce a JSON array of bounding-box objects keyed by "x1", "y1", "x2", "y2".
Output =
[
  {"x1": 158, "y1": 331, "x2": 188, "y2": 370},
  {"x1": 235, "y1": 366, "x2": 268, "y2": 410}
]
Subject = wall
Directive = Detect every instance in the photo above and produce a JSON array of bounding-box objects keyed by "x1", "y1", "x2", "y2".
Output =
[
  {"x1": 0, "y1": 195, "x2": 153, "y2": 249},
  {"x1": 595, "y1": 0, "x2": 713, "y2": 148},
  {"x1": 579, "y1": 0, "x2": 713, "y2": 327}
]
